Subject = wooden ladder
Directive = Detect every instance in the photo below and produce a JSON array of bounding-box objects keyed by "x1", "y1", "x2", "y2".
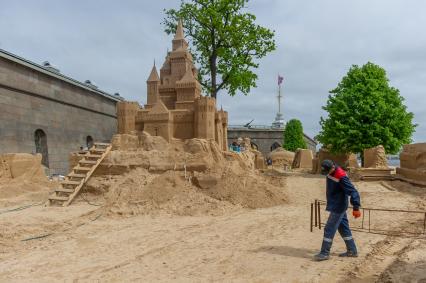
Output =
[{"x1": 48, "y1": 142, "x2": 112, "y2": 207}]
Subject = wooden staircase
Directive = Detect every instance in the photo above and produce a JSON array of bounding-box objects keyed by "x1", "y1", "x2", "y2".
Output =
[{"x1": 48, "y1": 143, "x2": 112, "y2": 206}]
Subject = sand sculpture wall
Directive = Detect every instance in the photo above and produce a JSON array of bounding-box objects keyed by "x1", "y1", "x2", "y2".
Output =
[
  {"x1": 396, "y1": 143, "x2": 426, "y2": 183},
  {"x1": 269, "y1": 148, "x2": 295, "y2": 168},
  {"x1": 364, "y1": 145, "x2": 388, "y2": 168},
  {"x1": 312, "y1": 148, "x2": 358, "y2": 174},
  {"x1": 292, "y1": 149, "x2": 313, "y2": 169},
  {"x1": 117, "y1": 21, "x2": 228, "y2": 150},
  {"x1": 0, "y1": 153, "x2": 47, "y2": 181}
]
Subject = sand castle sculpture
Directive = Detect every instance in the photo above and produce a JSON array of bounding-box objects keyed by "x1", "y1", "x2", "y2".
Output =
[
  {"x1": 117, "y1": 21, "x2": 228, "y2": 150},
  {"x1": 397, "y1": 143, "x2": 426, "y2": 184}
]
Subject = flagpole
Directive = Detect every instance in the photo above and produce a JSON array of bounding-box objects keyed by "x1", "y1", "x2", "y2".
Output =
[{"x1": 278, "y1": 74, "x2": 282, "y2": 115}]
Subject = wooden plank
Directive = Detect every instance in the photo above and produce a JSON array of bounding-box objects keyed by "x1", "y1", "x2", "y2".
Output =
[
  {"x1": 68, "y1": 173, "x2": 86, "y2": 178},
  {"x1": 85, "y1": 154, "x2": 102, "y2": 159},
  {"x1": 90, "y1": 148, "x2": 106, "y2": 153},
  {"x1": 73, "y1": 167, "x2": 91, "y2": 171},
  {"x1": 94, "y1": 142, "x2": 110, "y2": 146},
  {"x1": 79, "y1": 160, "x2": 97, "y2": 165},
  {"x1": 49, "y1": 196, "x2": 68, "y2": 201},
  {"x1": 61, "y1": 180, "x2": 81, "y2": 186},
  {"x1": 55, "y1": 188, "x2": 74, "y2": 193}
]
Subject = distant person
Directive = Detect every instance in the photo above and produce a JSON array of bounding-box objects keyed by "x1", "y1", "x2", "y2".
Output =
[
  {"x1": 231, "y1": 142, "x2": 240, "y2": 153},
  {"x1": 314, "y1": 159, "x2": 361, "y2": 261}
]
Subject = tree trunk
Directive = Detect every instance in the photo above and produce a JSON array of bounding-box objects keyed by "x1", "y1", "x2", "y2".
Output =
[{"x1": 210, "y1": 52, "x2": 217, "y2": 99}]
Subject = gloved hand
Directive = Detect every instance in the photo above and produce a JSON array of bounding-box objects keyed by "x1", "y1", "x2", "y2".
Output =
[{"x1": 353, "y1": 209, "x2": 361, "y2": 219}]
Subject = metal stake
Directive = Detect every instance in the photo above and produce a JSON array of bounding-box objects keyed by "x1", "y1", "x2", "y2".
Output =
[
  {"x1": 318, "y1": 202, "x2": 322, "y2": 230},
  {"x1": 368, "y1": 209, "x2": 371, "y2": 233},
  {"x1": 314, "y1": 199, "x2": 318, "y2": 227}
]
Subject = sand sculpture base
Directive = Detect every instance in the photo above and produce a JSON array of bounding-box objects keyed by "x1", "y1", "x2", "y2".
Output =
[
  {"x1": 350, "y1": 168, "x2": 394, "y2": 181},
  {"x1": 396, "y1": 168, "x2": 426, "y2": 186},
  {"x1": 396, "y1": 143, "x2": 426, "y2": 186}
]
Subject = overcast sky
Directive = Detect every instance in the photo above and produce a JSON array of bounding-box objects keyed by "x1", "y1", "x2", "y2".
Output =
[{"x1": 1, "y1": 0, "x2": 425, "y2": 142}]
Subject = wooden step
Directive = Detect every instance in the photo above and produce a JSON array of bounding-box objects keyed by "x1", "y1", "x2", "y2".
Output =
[
  {"x1": 85, "y1": 154, "x2": 102, "y2": 159},
  {"x1": 94, "y1": 142, "x2": 110, "y2": 147},
  {"x1": 61, "y1": 180, "x2": 81, "y2": 186},
  {"x1": 68, "y1": 173, "x2": 86, "y2": 178},
  {"x1": 90, "y1": 148, "x2": 106, "y2": 153},
  {"x1": 49, "y1": 196, "x2": 68, "y2": 202},
  {"x1": 55, "y1": 188, "x2": 74, "y2": 193},
  {"x1": 79, "y1": 160, "x2": 97, "y2": 165},
  {"x1": 73, "y1": 167, "x2": 91, "y2": 172}
]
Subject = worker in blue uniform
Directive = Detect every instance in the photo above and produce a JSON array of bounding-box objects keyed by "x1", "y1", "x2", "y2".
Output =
[{"x1": 314, "y1": 159, "x2": 362, "y2": 261}]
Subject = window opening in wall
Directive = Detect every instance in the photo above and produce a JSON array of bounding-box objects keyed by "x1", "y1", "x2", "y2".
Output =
[
  {"x1": 34, "y1": 129, "x2": 49, "y2": 167},
  {"x1": 86, "y1": 135, "x2": 94, "y2": 149}
]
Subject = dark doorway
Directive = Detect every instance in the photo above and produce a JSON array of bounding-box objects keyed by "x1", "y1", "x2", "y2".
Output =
[
  {"x1": 86, "y1": 135, "x2": 94, "y2": 149},
  {"x1": 34, "y1": 129, "x2": 49, "y2": 167},
  {"x1": 270, "y1": 142, "x2": 281, "y2": 152}
]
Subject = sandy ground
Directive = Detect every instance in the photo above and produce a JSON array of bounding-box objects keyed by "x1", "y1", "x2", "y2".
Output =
[{"x1": 0, "y1": 172, "x2": 425, "y2": 282}]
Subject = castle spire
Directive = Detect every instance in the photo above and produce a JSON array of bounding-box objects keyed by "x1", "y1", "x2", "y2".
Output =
[
  {"x1": 174, "y1": 20, "x2": 185, "y2": 40},
  {"x1": 147, "y1": 63, "x2": 159, "y2": 82},
  {"x1": 172, "y1": 20, "x2": 188, "y2": 51}
]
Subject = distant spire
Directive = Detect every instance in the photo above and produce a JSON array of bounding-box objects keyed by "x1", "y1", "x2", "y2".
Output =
[
  {"x1": 147, "y1": 63, "x2": 159, "y2": 82},
  {"x1": 174, "y1": 20, "x2": 185, "y2": 40}
]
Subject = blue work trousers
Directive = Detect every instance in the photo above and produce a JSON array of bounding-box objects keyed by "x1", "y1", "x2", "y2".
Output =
[{"x1": 320, "y1": 211, "x2": 357, "y2": 256}]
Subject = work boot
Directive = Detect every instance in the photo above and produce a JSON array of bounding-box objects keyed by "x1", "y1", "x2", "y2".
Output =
[
  {"x1": 341, "y1": 238, "x2": 358, "y2": 257},
  {"x1": 338, "y1": 251, "x2": 358, "y2": 257},
  {"x1": 313, "y1": 238, "x2": 333, "y2": 261},
  {"x1": 314, "y1": 253, "x2": 330, "y2": 261}
]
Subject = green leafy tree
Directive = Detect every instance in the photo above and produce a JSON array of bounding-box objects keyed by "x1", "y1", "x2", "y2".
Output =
[
  {"x1": 283, "y1": 119, "x2": 307, "y2": 152},
  {"x1": 163, "y1": 0, "x2": 276, "y2": 99},
  {"x1": 317, "y1": 62, "x2": 416, "y2": 162}
]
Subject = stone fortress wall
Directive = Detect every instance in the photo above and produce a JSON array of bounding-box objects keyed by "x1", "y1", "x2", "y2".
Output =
[{"x1": 0, "y1": 50, "x2": 121, "y2": 175}]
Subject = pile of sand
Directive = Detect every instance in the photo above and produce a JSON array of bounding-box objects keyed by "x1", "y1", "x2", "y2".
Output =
[
  {"x1": 96, "y1": 169, "x2": 234, "y2": 217},
  {"x1": 83, "y1": 133, "x2": 287, "y2": 216},
  {"x1": 0, "y1": 154, "x2": 53, "y2": 203}
]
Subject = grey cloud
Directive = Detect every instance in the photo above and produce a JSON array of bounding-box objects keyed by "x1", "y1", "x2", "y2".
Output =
[{"x1": 0, "y1": 0, "x2": 424, "y2": 142}]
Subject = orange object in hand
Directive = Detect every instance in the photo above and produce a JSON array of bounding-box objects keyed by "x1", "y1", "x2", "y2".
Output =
[{"x1": 353, "y1": 210, "x2": 361, "y2": 219}]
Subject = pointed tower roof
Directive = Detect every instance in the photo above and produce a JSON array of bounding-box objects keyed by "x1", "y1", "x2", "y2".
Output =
[
  {"x1": 174, "y1": 20, "x2": 185, "y2": 40},
  {"x1": 150, "y1": 98, "x2": 170, "y2": 114},
  {"x1": 147, "y1": 64, "x2": 159, "y2": 82},
  {"x1": 178, "y1": 67, "x2": 196, "y2": 83}
]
